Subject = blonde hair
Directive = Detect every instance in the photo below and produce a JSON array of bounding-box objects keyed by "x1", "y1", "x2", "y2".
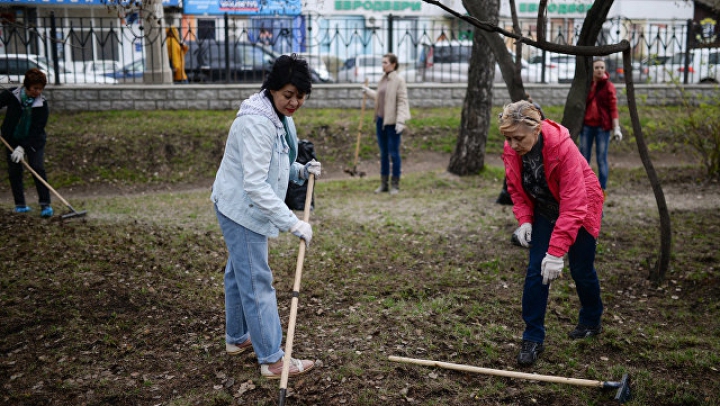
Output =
[{"x1": 498, "y1": 100, "x2": 542, "y2": 135}]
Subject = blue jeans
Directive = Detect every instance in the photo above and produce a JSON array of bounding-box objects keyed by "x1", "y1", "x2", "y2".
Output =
[
  {"x1": 215, "y1": 206, "x2": 284, "y2": 364},
  {"x1": 375, "y1": 118, "x2": 402, "y2": 178},
  {"x1": 521, "y1": 212, "x2": 603, "y2": 344},
  {"x1": 6, "y1": 144, "x2": 51, "y2": 207},
  {"x1": 579, "y1": 125, "x2": 610, "y2": 189}
]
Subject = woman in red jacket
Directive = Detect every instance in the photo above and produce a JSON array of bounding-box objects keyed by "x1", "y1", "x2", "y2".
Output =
[
  {"x1": 580, "y1": 59, "x2": 622, "y2": 192},
  {"x1": 500, "y1": 100, "x2": 605, "y2": 367}
]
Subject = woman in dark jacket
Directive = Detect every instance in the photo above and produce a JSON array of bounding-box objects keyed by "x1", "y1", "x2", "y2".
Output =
[{"x1": 1, "y1": 68, "x2": 53, "y2": 217}]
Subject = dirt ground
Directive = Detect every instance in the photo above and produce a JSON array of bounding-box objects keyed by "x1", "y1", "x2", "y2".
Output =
[{"x1": 1, "y1": 147, "x2": 719, "y2": 406}]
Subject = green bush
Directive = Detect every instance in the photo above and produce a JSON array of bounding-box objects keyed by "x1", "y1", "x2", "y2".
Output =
[{"x1": 667, "y1": 93, "x2": 720, "y2": 178}]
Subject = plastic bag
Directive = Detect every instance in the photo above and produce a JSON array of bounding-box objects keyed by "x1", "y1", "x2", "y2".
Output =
[{"x1": 285, "y1": 140, "x2": 316, "y2": 211}]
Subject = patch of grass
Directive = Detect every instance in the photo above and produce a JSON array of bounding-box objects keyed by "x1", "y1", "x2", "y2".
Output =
[{"x1": 1, "y1": 105, "x2": 696, "y2": 190}]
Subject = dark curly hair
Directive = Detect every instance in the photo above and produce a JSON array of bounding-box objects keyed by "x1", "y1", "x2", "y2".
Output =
[
  {"x1": 262, "y1": 54, "x2": 312, "y2": 96},
  {"x1": 23, "y1": 68, "x2": 47, "y2": 89}
]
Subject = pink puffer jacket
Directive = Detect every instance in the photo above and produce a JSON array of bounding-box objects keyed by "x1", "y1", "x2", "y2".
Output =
[{"x1": 502, "y1": 119, "x2": 605, "y2": 257}]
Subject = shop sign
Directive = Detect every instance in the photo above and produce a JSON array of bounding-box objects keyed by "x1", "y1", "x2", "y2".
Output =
[
  {"x1": 518, "y1": 2, "x2": 592, "y2": 15},
  {"x1": 334, "y1": 1, "x2": 422, "y2": 12},
  {"x1": 184, "y1": 0, "x2": 301, "y2": 15},
  {"x1": 5, "y1": 0, "x2": 180, "y2": 5}
]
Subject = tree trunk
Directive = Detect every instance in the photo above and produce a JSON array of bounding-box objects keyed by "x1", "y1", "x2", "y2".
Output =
[
  {"x1": 561, "y1": 0, "x2": 613, "y2": 139},
  {"x1": 448, "y1": 0, "x2": 500, "y2": 176}
]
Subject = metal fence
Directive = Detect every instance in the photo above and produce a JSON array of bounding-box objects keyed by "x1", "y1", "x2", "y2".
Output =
[{"x1": 1, "y1": 12, "x2": 719, "y2": 86}]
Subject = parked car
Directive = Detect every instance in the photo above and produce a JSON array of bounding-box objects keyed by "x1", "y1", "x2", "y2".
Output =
[
  {"x1": 662, "y1": 52, "x2": 719, "y2": 84},
  {"x1": 634, "y1": 52, "x2": 719, "y2": 84},
  {"x1": 0, "y1": 54, "x2": 118, "y2": 85},
  {"x1": 528, "y1": 52, "x2": 577, "y2": 84},
  {"x1": 296, "y1": 52, "x2": 334, "y2": 83},
  {"x1": 603, "y1": 57, "x2": 627, "y2": 82},
  {"x1": 641, "y1": 53, "x2": 696, "y2": 83},
  {"x1": 185, "y1": 41, "x2": 276, "y2": 83},
  {"x1": 495, "y1": 54, "x2": 559, "y2": 84},
  {"x1": 84, "y1": 60, "x2": 122, "y2": 77},
  {"x1": 708, "y1": 51, "x2": 720, "y2": 84},
  {"x1": 415, "y1": 40, "x2": 558, "y2": 84},
  {"x1": 336, "y1": 54, "x2": 384, "y2": 83},
  {"x1": 103, "y1": 59, "x2": 145, "y2": 83},
  {"x1": 414, "y1": 40, "x2": 471, "y2": 82},
  {"x1": 634, "y1": 55, "x2": 671, "y2": 83}
]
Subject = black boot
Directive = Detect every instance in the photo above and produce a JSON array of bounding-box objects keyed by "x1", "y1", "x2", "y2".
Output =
[
  {"x1": 390, "y1": 176, "x2": 400, "y2": 195},
  {"x1": 375, "y1": 176, "x2": 389, "y2": 193}
]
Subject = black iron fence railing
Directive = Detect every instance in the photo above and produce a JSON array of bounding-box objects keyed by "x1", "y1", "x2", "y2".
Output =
[{"x1": 1, "y1": 13, "x2": 718, "y2": 86}]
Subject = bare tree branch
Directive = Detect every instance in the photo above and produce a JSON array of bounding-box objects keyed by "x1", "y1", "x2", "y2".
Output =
[
  {"x1": 424, "y1": 0, "x2": 629, "y2": 55},
  {"x1": 424, "y1": 0, "x2": 672, "y2": 283}
]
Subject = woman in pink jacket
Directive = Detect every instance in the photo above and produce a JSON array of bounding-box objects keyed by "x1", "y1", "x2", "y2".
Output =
[{"x1": 500, "y1": 100, "x2": 605, "y2": 367}]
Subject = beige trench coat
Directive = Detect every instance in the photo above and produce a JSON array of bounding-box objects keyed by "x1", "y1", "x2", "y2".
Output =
[{"x1": 365, "y1": 71, "x2": 411, "y2": 128}]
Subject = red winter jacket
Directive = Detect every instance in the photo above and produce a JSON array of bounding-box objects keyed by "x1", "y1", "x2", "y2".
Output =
[
  {"x1": 584, "y1": 72, "x2": 618, "y2": 131},
  {"x1": 502, "y1": 119, "x2": 605, "y2": 257}
]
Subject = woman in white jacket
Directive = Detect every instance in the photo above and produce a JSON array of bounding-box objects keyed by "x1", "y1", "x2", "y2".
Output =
[
  {"x1": 362, "y1": 53, "x2": 411, "y2": 194},
  {"x1": 211, "y1": 54, "x2": 321, "y2": 379}
]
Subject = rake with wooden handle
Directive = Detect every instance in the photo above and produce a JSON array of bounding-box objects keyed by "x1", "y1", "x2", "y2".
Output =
[
  {"x1": 344, "y1": 78, "x2": 368, "y2": 177},
  {"x1": 278, "y1": 173, "x2": 315, "y2": 406},
  {"x1": 1, "y1": 135, "x2": 86, "y2": 219},
  {"x1": 389, "y1": 355, "x2": 631, "y2": 404}
]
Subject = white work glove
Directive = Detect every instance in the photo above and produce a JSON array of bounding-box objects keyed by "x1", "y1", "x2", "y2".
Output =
[
  {"x1": 612, "y1": 126, "x2": 623, "y2": 142},
  {"x1": 361, "y1": 85, "x2": 371, "y2": 94},
  {"x1": 302, "y1": 159, "x2": 322, "y2": 179},
  {"x1": 513, "y1": 223, "x2": 532, "y2": 247},
  {"x1": 395, "y1": 123, "x2": 405, "y2": 134},
  {"x1": 541, "y1": 253, "x2": 564, "y2": 285},
  {"x1": 10, "y1": 146, "x2": 25, "y2": 163},
  {"x1": 290, "y1": 220, "x2": 313, "y2": 247}
]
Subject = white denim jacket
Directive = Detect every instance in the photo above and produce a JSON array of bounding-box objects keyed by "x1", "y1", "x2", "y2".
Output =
[{"x1": 211, "y1": 91, "x2": 306, "y2": 237}]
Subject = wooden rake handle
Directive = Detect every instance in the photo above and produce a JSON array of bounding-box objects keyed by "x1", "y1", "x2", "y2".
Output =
[
  {"x1": 1, "y1": 135, "x2": 74, "y2": 210},
  {"x1": 353, "y1": 78, "x2": 369, "y2": 167},
  {"x1": 388, "y1": 356, "x2": 606, "y2": 388},
  {"x1": 279, "y1": 174, "x2": 315, "y2": 396}
]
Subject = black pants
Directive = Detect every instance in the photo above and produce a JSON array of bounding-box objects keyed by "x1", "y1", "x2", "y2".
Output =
[{"x1": 6, "y1": 144, "x2": 51, "y2": 207}]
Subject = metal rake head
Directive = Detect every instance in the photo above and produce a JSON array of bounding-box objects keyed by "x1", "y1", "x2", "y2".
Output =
[{"x1": 614, "y1": 374, "x2": 632, "y2": 404}]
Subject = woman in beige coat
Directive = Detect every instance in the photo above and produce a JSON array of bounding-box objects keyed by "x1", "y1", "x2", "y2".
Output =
[{"x1": 362, "y1": 53, "x2": 411, "y2": 194}]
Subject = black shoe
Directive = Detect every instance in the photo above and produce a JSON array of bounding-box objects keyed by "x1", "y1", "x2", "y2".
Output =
[
  {"x1": 517, "y1": 340, "x2": 544, "y2": 366},
  {"x1": 568, "y1": 323, "x2": 603, "y2": 339}
]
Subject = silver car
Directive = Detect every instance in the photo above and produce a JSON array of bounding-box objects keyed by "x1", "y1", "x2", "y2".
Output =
[
  {"x1": 0, "y1": 54, "x2": 118, "y2": 85},
  {"x1": 415, "y1": 40, "x2": 558, "y2": 84},
  {"x1": 336, "y1": 54, "x2": 384, "y2": 83}
]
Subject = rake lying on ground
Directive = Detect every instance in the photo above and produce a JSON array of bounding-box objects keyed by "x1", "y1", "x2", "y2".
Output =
[{"x1": 389, "y1": 355, "x2": 631, "y2": 404}]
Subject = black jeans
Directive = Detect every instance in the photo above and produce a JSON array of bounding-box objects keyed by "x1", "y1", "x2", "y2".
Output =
[
  {"x1": 6, "y1": 144, "x2": 51, "y2": 207},
  {"x1": 521, "y1": 211, "x2": 603, "y2": 344}
]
